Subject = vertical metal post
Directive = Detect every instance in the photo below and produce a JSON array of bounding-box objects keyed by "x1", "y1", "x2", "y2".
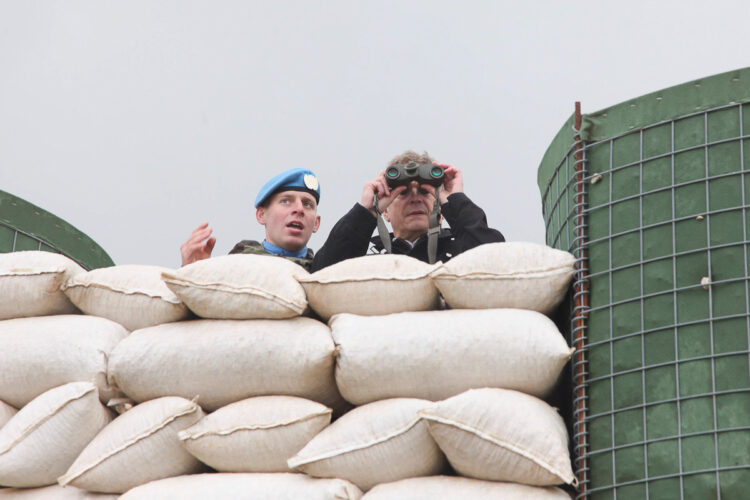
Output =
[{"x1": 571, "y1": 101, "x2": 591, "y2": 498}]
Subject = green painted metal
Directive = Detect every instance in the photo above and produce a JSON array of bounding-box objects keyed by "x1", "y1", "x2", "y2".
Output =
[
  {"x1": 538, "y1": 67, "x2": 750, "y2": 499},
  {"x1": 0, "y1": 189, "x2": 114, "y2": 270}
]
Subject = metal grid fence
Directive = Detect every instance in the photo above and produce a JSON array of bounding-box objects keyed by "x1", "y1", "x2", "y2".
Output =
[
  {"x1": 0, "y1": 220, "x2": 91, "y2": 270},
  {"x1": 541, "y1": 102, "x2": 750, "y2": 499}
]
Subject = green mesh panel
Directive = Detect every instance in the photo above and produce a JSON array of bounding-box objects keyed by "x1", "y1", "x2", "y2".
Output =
[
  {"x1": 0, "y1": 190, "x2": 114, "y2": 270},
  {"x1": 539, "y1": 67, "x2": 750, "y2": 499}
]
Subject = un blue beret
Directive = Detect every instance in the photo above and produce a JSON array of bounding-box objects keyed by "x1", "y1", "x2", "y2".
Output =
[{"x1": 254, "y1": 168, "x2": 321, "y2": 208}]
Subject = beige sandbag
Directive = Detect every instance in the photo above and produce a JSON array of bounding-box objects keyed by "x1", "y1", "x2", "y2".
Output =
[
  {"x1": 0, "y1": 315, "x2": 128, "y2": 408},
  {"x1": 58, "y1": 397, "x2": 205, "y2": 494},
  {"x1": 362, "y1": 476, "x2": 572, "y2": 499},
  {"x1": 0, "y1": 382, "x2": 112, "y2": 488},
  {"x1": 161, "y1": 254, "x2": 309, "y2": 319},
  {"x1": 331, "y1": 309, "x2": 573, "y2": 405},
  {"x1": 288, "y1": 398, "x2": 445, "y2": 491},
  {"x1": 178, "y1": 395, "x2": 331, "y2": 472},
  {"x1": 0, "y1": 484, "x2": 117, "y2": 498},
  {"x1": 119, "y1": 473, "x2": 362, "y2": 499},
  {"x1": 107, "y1": 318, "x2": 340, "y2": 411},
  {"x1": 0, "y1": 251, "x2": 83, "y2": 320},
  {"x1": 298, "y1": 255, "x2": 440, "y2": 321},
  {"x1": 62, "y1": 265, "x2": 190, "y2": 330},
  {"x1": 419, "y1": 388, "x2": 576, "y2": 486},
  {"x1": 0, "y1": 402, "x2": 16, "y2": 429},
  {"x1": 430, "y1": 242, "x2": 575, "y2": 314}
]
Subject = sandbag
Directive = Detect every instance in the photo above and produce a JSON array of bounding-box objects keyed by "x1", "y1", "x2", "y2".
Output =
[
  {"x1": 62, "y1": 265, "x2": 190, "y2": 330},
  {"x1": 419, "y1": 388, "x2": 576, "y2": 486},
  {"x1": 0, "y1": 315, "x2": 128, "y2": 408},
  {"x1": 107, "y1": 318, "x2": 341, "y2": 411},
  {"x1": 0, "y1": 484, "x2": 117, "y2": 498},
  {"x1": 298, "y1": 255, "x2": 440, "y2": 321},
  {"x1": 119, "y1": 473, "x2": 362, "y2": 500},
  {"x1": 331, "y1": 309, "x2": 573, "y2": 405},
  {"x1": 430, "y1": 242, "x2": 575, "y2": 314},
  {"x1": 0, "y1": 401, "x2": 16, "y2": 429},
  {"x1": 0, "y1": 382, "x2": 112, "y2": 488},
  {"x1": 288, "y1": 398, "x2": 445, "y2": 491},
  {"x1": 0, "y1": 251, "x2": 83, "y2": 320},
  {"x1": 362, "y1": 476, "x2": 572, "y2": 499},
  {"x1": 161, "y1": 254, "x2": 309, "y2": 319},
  {"x1": 179, "y1": 395, "x2": 331, "y2": 472},
  {"x1": 58, "y1": 397, "x2": 205, "y2": 494}
]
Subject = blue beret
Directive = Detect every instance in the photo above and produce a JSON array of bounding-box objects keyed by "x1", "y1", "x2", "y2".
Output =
[{"x1": 254, "y1": 168, "x2": 321, "y2": 208}]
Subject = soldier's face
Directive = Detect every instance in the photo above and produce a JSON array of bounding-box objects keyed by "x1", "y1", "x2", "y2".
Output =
[
  {"x1": 385, "y1": 181, "x2": 435, "y2": 242},
  {"x1": 256, "y1": 191, "x2": 320, "y2": 251}
]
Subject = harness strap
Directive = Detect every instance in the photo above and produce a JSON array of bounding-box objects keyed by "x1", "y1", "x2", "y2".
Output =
[
  {"x1": 427, "y1": 186, "x2": 441, "y2": 264},
  {"x1": 373, "y1": 193, "x2": 392, "y2": 253}
]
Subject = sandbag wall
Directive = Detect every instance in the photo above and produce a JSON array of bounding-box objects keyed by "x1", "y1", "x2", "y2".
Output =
[{"x1": 0, "y1": 243, "x2": 577, "y2": 499}]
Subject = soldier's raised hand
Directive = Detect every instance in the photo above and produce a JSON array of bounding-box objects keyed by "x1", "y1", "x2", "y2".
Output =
[{"x1": 180, "y1": 222, "x2": 216, "y2": 266}]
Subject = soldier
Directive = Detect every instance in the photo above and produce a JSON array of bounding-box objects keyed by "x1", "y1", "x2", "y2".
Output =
[
  {"x1": 311, "y1": 151, "x2": 503, "y2": 272},
  {"x1": 180, "y1": 168, "x2": 321, "y2": 271}
]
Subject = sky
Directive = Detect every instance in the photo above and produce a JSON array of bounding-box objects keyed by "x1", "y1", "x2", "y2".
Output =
[{"x1": 1, "y1": 1, "x2": 748, "y2": 268}]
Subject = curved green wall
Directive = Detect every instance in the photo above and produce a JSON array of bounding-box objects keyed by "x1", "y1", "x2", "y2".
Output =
[
  {"x1": 538, "y1": 67, "x2": 750, "y2": 499},
  {"x1": 0, "y1": 189, "x2": 114, "y2": 270}
]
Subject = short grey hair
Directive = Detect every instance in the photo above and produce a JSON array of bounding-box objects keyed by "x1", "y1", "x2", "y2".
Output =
[{"x1": 388, "y1": 150, "x2": 435, "y2": 167}]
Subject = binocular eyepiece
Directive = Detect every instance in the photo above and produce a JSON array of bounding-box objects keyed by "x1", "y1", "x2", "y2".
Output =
[{"x1": 385, "y1": 161, "x2": 444, "y2": 188}]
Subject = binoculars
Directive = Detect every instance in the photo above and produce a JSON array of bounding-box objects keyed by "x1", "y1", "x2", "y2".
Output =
[{"x1": 385, "y1": 161, "x2": 444, "y2": 189}]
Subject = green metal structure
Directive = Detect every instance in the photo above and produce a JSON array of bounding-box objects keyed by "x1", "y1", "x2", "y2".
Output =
[
  {"x1": 0, "y1": 189, "x2": 114, "y2": 270},
  {"x1": 538, "y1": 68, "x2": 750, "y2": 499}
]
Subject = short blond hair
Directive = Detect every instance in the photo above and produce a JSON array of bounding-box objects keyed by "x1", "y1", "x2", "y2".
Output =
[{"x1": 388, "y1": 150, "x2": 435, "y2": 167}]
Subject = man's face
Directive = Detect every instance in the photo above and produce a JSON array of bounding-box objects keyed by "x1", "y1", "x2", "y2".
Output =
[
  {"x1": 256, "y1": 191, "x2": 321, "y2": 251},
  {"x1": 384, "y1": 181, "x2": 436, "y2": 242}
]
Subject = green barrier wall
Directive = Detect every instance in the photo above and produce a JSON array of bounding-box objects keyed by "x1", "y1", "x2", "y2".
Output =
[
  {"x1": 538, "y1": 68, "x2": 750, "y2": 499},
  {"x1": 0, "y1": 189, "x2": 114, "y2": 270}
]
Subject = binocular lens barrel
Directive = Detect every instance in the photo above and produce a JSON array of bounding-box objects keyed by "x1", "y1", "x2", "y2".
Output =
[{"x1": 384, "y1": 162, "x2": 444, "y2": 188}]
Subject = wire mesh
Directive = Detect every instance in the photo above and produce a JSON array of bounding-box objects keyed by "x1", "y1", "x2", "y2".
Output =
[
  {"x1": 541, "y1": 102, "x2": 750, "y2": 499},
  {"x1": 0, "y1": 220, "x2": 91, "y2": 270}
]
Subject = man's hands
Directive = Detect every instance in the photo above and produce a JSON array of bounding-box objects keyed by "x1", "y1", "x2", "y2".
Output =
[
  {"x1": 359, "y1": 170, "x2": 406, "y2": 217},
  {"x1": 359, "y1": 163, "x2": 464, "y2": 216},
  {"x1": 430, "y1": 163, "x2": 463, "y2": 204},
  {"x1": 180, "y1": 222, "x2": 216, "y2": 266}
]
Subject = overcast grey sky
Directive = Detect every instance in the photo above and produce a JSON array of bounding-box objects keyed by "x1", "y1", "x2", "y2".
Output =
[{"x1": 1, "y1": 1, "x2": 747, "y2": 268}]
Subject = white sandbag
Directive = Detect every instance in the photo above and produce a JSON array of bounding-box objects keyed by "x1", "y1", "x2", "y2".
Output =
[
  {"x1": 430, "y1": 242, "x2": 575, "y2": 314},
  {"x1": 298, "y1": 255, "x2": 440, "y2": 321},
  {"x1": 62, "y1": 265, "x2": 190, "y2": 330},
  {"x1": 0, "y1": 382, "x2": 112, "y2": 488},
  {"x1": 362, "y1": 476, "x2": 573, "y2": 499},
  {"x1": 331, "y1": 309, "x2": 573, "y2": 405},
  {"x1": 0, "y1": 315, "x2": 128, "y2": 408},
  {"x1": 0, "y1": 251, "x2": 83, "y2": 320},
  {"x1": 419, "y1": 388, "x2": 576, "y2": 486},
  {"x1": 119, "y1": 473, "x2": 362, "y2": 500},
  {"x1": 0, "y1": 484, "x2": 118, "y2": 498},
  {"x1": 288, "y1": 398, "x2": 445, "y2": 491},
  {"x1": 58, "y1": 397, "x2": 205, "y2": 494},
  {"x1": 161, "y1": 254, "x2": 309, "y2": 319},
  {"x1": 178, "y1": 395, "x2": 331, "y2": 472},
  {"x1": 107, "y1": 318, "x2": 340, "y2": 411},
  {"x1": 0, "y1": 402, "x2": 16, "y2": 429}
]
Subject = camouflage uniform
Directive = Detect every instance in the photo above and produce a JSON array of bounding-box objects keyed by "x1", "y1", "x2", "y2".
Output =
[{"x1": 229, "y1": 240, "x2": 314, "y2": 272}]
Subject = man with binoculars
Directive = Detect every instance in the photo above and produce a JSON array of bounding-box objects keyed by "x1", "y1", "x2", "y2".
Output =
[{"x1": 311, "y1": 150, "x2": 503, "y2": 272}]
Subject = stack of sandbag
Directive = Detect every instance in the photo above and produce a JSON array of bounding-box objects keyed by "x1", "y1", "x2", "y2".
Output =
[
  {"x1": 287, "y1": 242, "x2": 578, "y2": 497},
  {"x1": 64, "y1": 254, "x2": 354, "y2": 496},
  {"x1": 0, "y1": 250, "x2": 357, "y2": 497},
  {"x1": 0, "y1": 242, "x2": 578, "y2": 497},
  {"x1": 0, "y1": 251, "x2": 201, "y2": 495}
]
